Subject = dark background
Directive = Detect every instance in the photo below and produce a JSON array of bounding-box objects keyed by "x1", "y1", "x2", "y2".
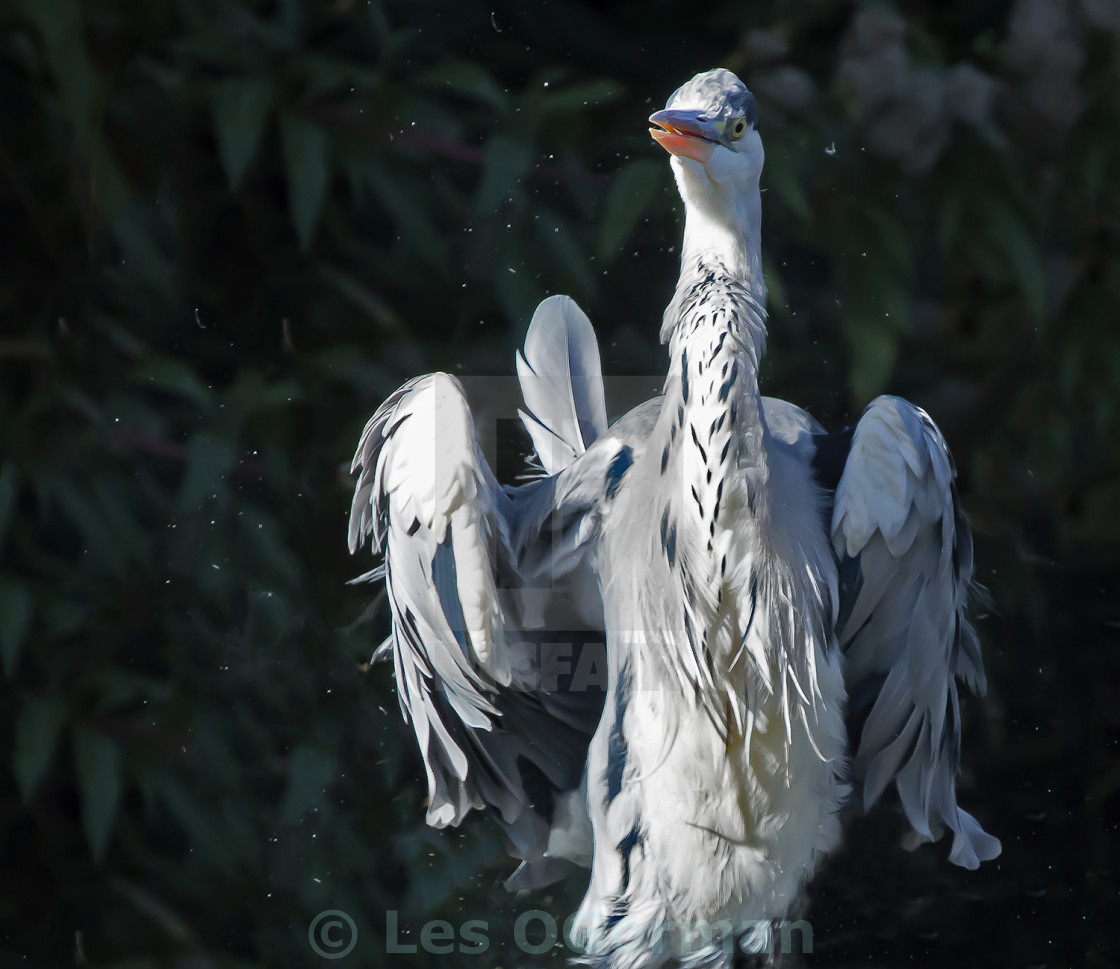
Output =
[{"x1": 1, "y1": 0, "x2": 1117, "y2": 966}]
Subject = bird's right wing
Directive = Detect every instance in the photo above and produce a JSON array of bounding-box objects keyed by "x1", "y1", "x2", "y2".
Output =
[{"x1": 349, "y1": 373, "x2": 541, "y2": 831}]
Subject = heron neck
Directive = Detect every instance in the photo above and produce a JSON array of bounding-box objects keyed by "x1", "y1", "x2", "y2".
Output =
[
  {"x1": 659, "y1": 186, "x2": 769, "y2": 491},
  {"x1": 663, "y1": 255, "x2": 767, "y2": 388},
  {"x1": 681, "y1": 191, "x2": 763, "y2": 290},
  {"x1": 660, "y1": 260, "x2": 769, "y2": 504},
  {"x1": 661, "y1": 188, "x2": 765, "y2": 346}
]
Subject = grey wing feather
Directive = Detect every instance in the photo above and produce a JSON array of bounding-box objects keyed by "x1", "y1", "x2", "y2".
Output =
[
  {"x1": 349, "y1": 373, "x2": 543, "y2": 830},
  {"x1": 832, "y1": 395, "x2": 1000, "y2": 869},
  {"x1": 516, "y1": 295, "x2": 609, "y2": 476},
  {"x1": 351, "y1": 372, "x2": 612, "y2": 886}
]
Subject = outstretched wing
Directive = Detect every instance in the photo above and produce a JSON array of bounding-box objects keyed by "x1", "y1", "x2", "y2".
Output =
[
  {"x1": 350, "y1": 372, "x2": 606, "y2": 884},
  {"x1": 349, "y1": 374, "x2": 541, "y2": 830},
  {"x1": 831, "y1": 395, "x2": 1000, "y2": 869}
]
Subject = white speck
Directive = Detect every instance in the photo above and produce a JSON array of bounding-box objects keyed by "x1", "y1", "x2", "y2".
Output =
[
  {"x1": 825, "y1": 142, "x2": 836, "y2": 156},
  {"x1": 490, "y1": 10, "x2": 501, "y2": 31}
]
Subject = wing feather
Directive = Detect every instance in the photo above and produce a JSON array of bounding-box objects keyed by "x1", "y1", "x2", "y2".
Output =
[
  {"x1": 349, "y1": 373, "x2": 540, "y2": 828},
  {"x1": 349, "y1": 371, "x2": 609, "y2": 886},
  {"x1": 516, "y1": 295, "x2": 608, "y2": 475},
  {"x1": 832, "y1": 395, "x2": 1000, "y2": 869}
]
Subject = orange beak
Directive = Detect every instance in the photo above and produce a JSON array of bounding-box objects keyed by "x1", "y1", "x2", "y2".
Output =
[{"x1": 649, "y1": 109, "x2": 717, "y2": 164}]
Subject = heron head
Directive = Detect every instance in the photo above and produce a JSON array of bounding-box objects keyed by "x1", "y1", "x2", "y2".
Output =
[{"x1": 650, "y1": 69, "x2": 762, "y2": 224}]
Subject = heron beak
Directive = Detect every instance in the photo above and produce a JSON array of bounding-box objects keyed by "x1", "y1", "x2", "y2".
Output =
[{"x1": 649, "y1": 109, "x2": 718, "y2": 164}]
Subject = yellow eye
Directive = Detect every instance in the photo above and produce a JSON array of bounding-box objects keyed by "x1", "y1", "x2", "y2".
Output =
[{"x1": 730, "y1": 118, "x2": 747, "y2": 139}]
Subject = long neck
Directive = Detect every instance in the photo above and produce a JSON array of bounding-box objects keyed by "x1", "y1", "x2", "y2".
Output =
[
  {"x1": 682, "y1": 189, "x2": 763, "y2": 287},
  {"x1": 662, "y1": 181, "x2": 768, "y2": 384},
  {"x1": 660, "y1": 184, "x2": 765, "y2": 347},
  {"x1": 663, "y1": 255, "x2": 768, "y2": 444},
  {"x1": 660, "y1": 191, "x2": 769, "y2": 505}
]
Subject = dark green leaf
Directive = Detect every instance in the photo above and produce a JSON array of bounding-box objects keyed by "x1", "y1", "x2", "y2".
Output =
[
  {"x1": 0, "y1": 578, "x2": 33, "y2": 676},
  {"x1": 73, "y1": 725, "x2": 123, "y2": 863},
  {"x1": 13, "y1": 696, "x2": 67, "y2": 802},
  {"x1": 280, "y1": 114, "x2": 330, "y2": 250},
  {"x1": 213, "y1": 78, "x2": 274, "y2": 189},
  {"x1": 19, "y1": 0, "x2": 93, "y2": 138},
  {"x1": 112, "y1": 207, "x2": 176, "y2": 298}
]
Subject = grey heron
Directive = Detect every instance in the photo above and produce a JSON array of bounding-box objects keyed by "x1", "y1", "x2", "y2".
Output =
[{"x1": 348, "y1": 68, "x2": 1000, "y2": 967}]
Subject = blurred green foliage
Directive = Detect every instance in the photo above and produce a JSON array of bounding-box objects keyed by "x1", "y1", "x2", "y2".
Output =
[{"x1": 1, "y1": 0, "x2": 1118, "y2": 966}]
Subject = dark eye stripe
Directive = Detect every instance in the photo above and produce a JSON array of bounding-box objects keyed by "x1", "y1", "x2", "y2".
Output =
[{"x1": 743, "y1": 94, "x2": 759, "y2": 128}]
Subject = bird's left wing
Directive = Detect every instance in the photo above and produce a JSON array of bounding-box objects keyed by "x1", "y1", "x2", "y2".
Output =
[{"x1": 830, "y1": 395, "x2": 1000, "y2": 869}]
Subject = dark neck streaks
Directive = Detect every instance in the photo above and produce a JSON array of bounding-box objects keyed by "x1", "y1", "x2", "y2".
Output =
[{"x1": 660, "y1": 257, "x2": 770, "y2": 541}]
